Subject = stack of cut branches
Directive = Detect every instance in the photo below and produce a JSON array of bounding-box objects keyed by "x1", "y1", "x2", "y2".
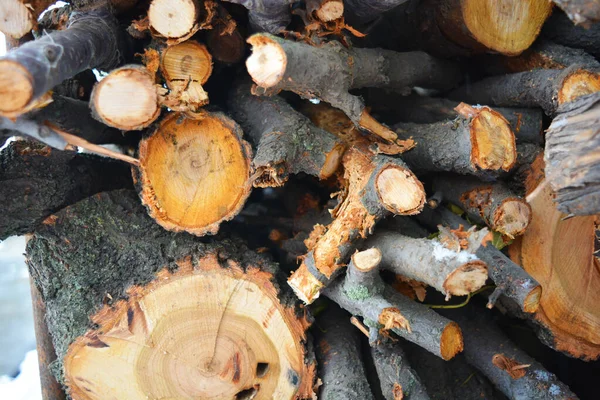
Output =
[{"x1": 1, "y1": 0, "x2": 599, "y2": 399}]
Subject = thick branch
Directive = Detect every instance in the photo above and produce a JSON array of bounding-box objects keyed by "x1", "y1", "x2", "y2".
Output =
[
  {"x1": 344, "y1": 0, "x2": 410, "y2": 26},
  {"x1": 315, "y1": 306, "x2": 375, "y2": 400},
  {"x1": 246, "y1": 33, "x2": 460, "y2": 146},
  {"x1": 449, "y1": 66, "x2": 600, "y2": 115},
  {"x1": 545, "y1": 92, "x2": 600, "y2": 216},
  {"x1": 432, "y1": 174, "x2": 531, "y2": 238},
  {"x1": 228, "y1": 82, "x2": 344, "y2": 187},
  {"x1": 416, "y1": 206, "x2": 541, "y2": 313},
  {"x1": 0, "y1": 140, "x2": 131, "y2": 240},
  {"x1": 223, "y1": 0, "x2": 292, "y2": 33},
  {"x1": 543, "y1": 11, "x2": 600, "y2": 59},
  {"x1": 0, "y1": 4, "x2": 124, "y2": 117},
  {"x1": 0, "y1": 0, "x2": 55, "y2": 38}
]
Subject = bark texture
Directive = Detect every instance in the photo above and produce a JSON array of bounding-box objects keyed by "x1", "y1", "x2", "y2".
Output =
[
  {"x1": 344, "y1": 0, "x2": 410, "y2": 26},
  {"x1": 543, "y1": 12, "x2": 600, "y2": 58},
  {"x1": 228, "y1": 82, "x2": 344, "y2": 187},
  {"x1": 315, "y1": 306, "x2": 375, "y2": 400},
  {"x1": 545, "y1": 92, "x2": 600, "y2": 216},
  {"x1": 223, "y1": 0, "x2": 293, "y2": 33},
  {"x1": 441, "y1": 305, "x2": 577, "y2": 400},
  {"x1": 0, "y1": 4, "x2": 125, "y2": 116},
  {"x1": 371, "y1": 340, "x2": 430, "y2": 400},
  {"x1": 416, "y1": 206, "x2": 541, "y2": 314},
  {"x1": 0, "y1": 140, "x2": 131, "y2": 240},
  {"x1": 550, "y1": 2, "x2": 600, "y2": 27},
  {"x1": 449, "y1": 66, "x2": 600, "y2": 115}
]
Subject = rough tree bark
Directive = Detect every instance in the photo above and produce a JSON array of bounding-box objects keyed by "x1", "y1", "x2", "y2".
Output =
[
  {"x1": 0, "y1": 140, "x2": 131, "y2": 240},
  {"x1": 26, "y1": 190, "x2": 316, "y2": 399},
  {"x1": 246, "y1": 32, "x2": 461, "y2": 147},
  {"x1": 222, "y1": 0, "x2": 293, "y2": 33},
  {"x1": 344, "y1": 0, "x2": 410, "y2": 26},
  {"x1": 394, "y1": 104, "x2": 517, "y2": 179},
  {"x1": 0, "y1": 2, "x2": 125, "y2": 117},
  {"x1": 416, "y1": 206, "x2": 542, "y2": 314},
  {"x1": 509, "y1": 180, "x2": 600, "y2": 360},
  {"x1": 432, "y1": 174, "x2": 532, "y2": 238},
  {"x1": 545, "y1": 92, "x2": 600, "y2": 216},
  {"x1": 552, "y1": 0, "x2": 600, "y2": 27},
  {"x1": 135, "y1": 111, "x2": 252, "y2": 236},
  {"x1": 449, "y1": 66, "x2": 600, "y2": 116},
  {"x1": 442, "y1": 304, "x2": 577, "y2": 400},
  {"x1": 314, "y1": 305, "x2": 375, "y2": 400},
  {"x1": 228, "y1": 82, "x2": 345, "y2": 187},
  {"x1": 323, "y1": 249, "x2": 464, "y2": 360}
]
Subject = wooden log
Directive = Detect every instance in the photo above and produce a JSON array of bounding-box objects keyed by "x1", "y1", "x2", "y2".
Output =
[
  {"x1": 509, "y1": 180, "x2": 600, "y2": 360},
  {"x1": 441, "y1": 305, "x2": 577, "y2": 399},
  {"x1": 394, "y1": 104, "x2": 517, "y2": 178},
  {"x1": 135, "y1": 111, "x2": 252, "y2": 236},
  {"x1": 367, "y1": 228, "x2": 489, "y2": 299},
  {"x1": 432, "y1": 174, "x2": 531, "y2": 238},
  {"x1": 159, "y1": 40, "x2": 212, "y2": 112},
  {"x1": 324, "y1": 262, "x2": 464, "y2": 360},
  {"x1": 90, "y1": 65, "x2": 160, "y2": 131},
  {"x1": 449, "y1": 66, "x2": 600, "y2": 116},
  {"x1": 416, "y1": 206, "x2": 542, "y2": 314},
  {"x1": 545, "y1": 92, "x2": 600, "y2": 216},
  {"x1": 370, "y1": 340, "x2": 430, "y2": 400},
  {"x1": 206, "y1": 5, "x2": 246, "y2": 64},
  {"x1": 30, "y1": 281, "x2": 67, "y2": 400},
  {"x1": 0, "y1": 0, "x2": 55, "y2": 39},
  {"x1": 315, "y1": 305, "x2": 375, "y2": 400},
  {"x1": 367, "y1": 91, "x2": 544, "y2": 145},
  {"x1": 148, "y1": 0, "x2": 209, "y2": 41},
  {"x1": 26, "y1": 189, "x2": 316, "y2": 399},
  {"x1": 228, "y1": 83, "x2": 345, "y2": 187},
  {"x1": 551, "y1": 1, "x2": 600, "y2": 27},
  {"x1": 434, "y1": 0, "x2": 552, "y2": 56},
  {"x1": 306, "y1": 0, "x2": 344, "y2": 22},
  {"x1": 0, "y1": 140, "x2": 131, "y2": 240},
  {"x1": 246, "y1": 33, "x2": 461, "y2": 147},
  {"x1": 543, "y1": 11, "x2": 600, "y2": 58},
  {"x1": 0, "y1": 3, "x2": 124, "y2": 117},
  {"x1": 287, "y1": 145, "x2": 425, "y2": 303}
]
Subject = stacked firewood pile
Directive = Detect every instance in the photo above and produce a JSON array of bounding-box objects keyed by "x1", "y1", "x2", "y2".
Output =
[{"x1": 1, "y1": 0, "x2": 600, "y2": 399}]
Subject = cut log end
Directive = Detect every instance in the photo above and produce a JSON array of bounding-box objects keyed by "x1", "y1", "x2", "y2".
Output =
[
  {"x1": 207, "y1": 29, "x2": 245, "y2": 64},
  {"x1": 315, "y1": 0, "x2": 344, "y2": 22},
  {"x1": 460, "y1": 0, "x2": 552, "y2": 55},
  {"x1": 523, "y1": 285, "x2": 543, "y2": 314},
  {"x1": 137, "y1": 112, "x2": 252, "y2": 236},
  {"x1": 558, "y1": 70, "x2": 600, "y2": 105},
  {"x1": 90, "y1": 66, "x2": 160, "y2": 131},
  {"x1": 64, "y1": 255, "x2": 315, "y2": 400},
  {"x1": 0, "y1": 60, "x2": 33, "y2": 115},
  {"x1": 352, "y1": 248, "x2": 382, "y2": 272},
  {"x1": 246, "y1": 36, "x2": 286, "y2": 89},
  {"x1": 161, "y1": 40, "x2": 213, "y2": 86},
  {"x1": 0, "y1": 0, "x2": 33, "y2": 38},
  {"x1": 443, "y1": 260, "x2": 488, "y2": 297},
  {"x1": 440, "y1": 322, "x2": 464, "y2": 361},
  {"x1": 148, "y1": 0, "x2": 198, "y2": 39},
  {"x1": 288, "y1": 264, "x2": 324, "y2": 304},
  {"x1": 470, "y1": 107, "x2": 516, "y2": 171},
  {"x1": 493, "y1": 198, "x2": 532, "y2": 238},
  {"x1": 376, "y1": 166, "x2": 426, "y2": 216}
]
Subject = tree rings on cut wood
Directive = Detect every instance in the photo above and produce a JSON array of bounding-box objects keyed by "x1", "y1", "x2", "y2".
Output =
[
  {"x1": 509, "y1": 181, "x2": 600, "y2": 360},
  {"x1": 136, "y1": 111, "x2": 252, "y2": 236},
  {"x1": 0, "y1": 60, "x2": 33, "y2": 115},
  {"x1": 161, "y1": 40, "x2": 212, "y2": 86},
  {"x1": 437, "y1": 0, "x2": 552, "y2": 55},
  {"x1": 0, "y1": 0, "x2": 36, "y2": 38},
  {"x1": 90, "y1": 65, "x2": 160, "y2": 131},
  {"x1": 148, "y1": 0, "x2": 201, "y2": 40},
  {"x1": 64, "y1": 255, "x2": 314, "y2": 400}
]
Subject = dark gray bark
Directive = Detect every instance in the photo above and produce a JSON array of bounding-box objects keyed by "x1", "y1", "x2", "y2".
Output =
[
  {"x1": 415, "y1": 206, "x2": 541, "y2": 313},
  {"x1": 0, "y1": 140, "x2": 132, "y2": 240},
  {"x1": 344, "y1": 0, "x2": 410, "y2": 26},
  {"x1": 545, "y1": 92, "x2": 600, "y2": 216},
  {"x1": 222, "y1": 0, "x2": 292, "y2": 33},
  {"x1": 314, "y1": 305, "x2": 375, "y2": 400},
  {"x1": 543, "y1": 10, "x2": 600, "y2": 51},
  {"x1": 440, "y1": 305, "x2": 577, "y2": 400},
  {"x1": 371, "y1": 340, "x2": 430, "y2": 400},
  {"x1": 551, "y1": 0, "x2": 600, "y2": 27},
  {"x1": 0, "y1": 4, "x2": 125, "y2": 114},
  {"x1": 25, "y1": 189, "x2": 301, "y2": 382},
  {"x1": 449, "y1": 66, "x2": 595, "y2": 116},
  {"x1": 228, "y1": 82, "x2": 344, "y2": 187}
]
